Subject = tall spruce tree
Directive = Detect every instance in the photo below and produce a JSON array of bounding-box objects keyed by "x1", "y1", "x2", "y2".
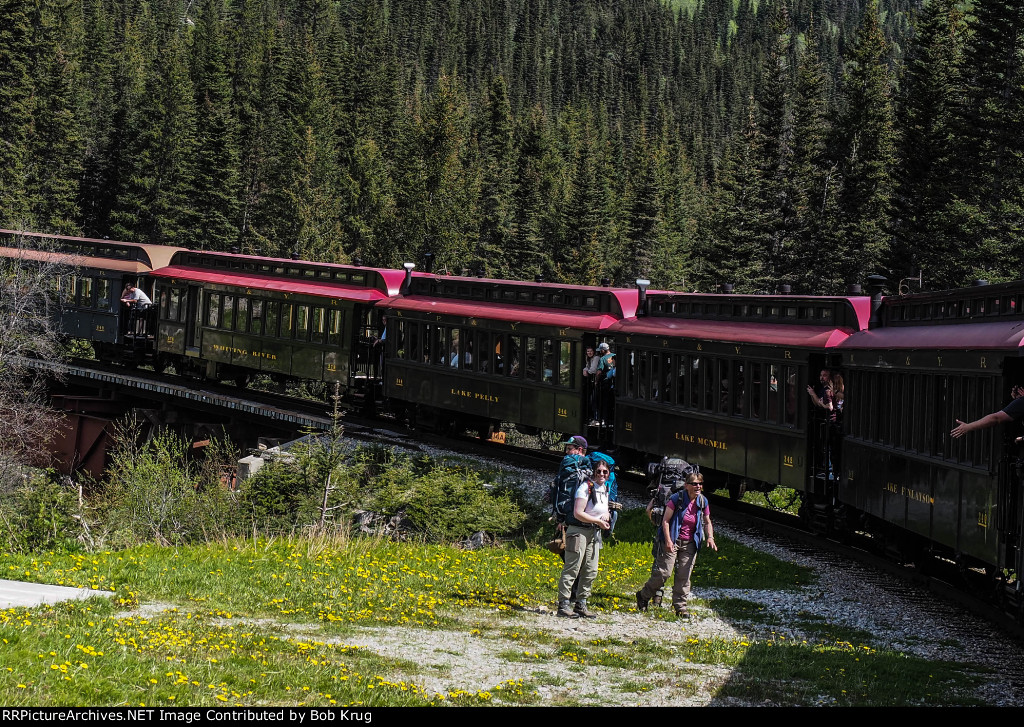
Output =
[
  {"x1": 895, "y1": 0, "x2": 970, "y2": 289},
  {"x1": 953, "y1": 0, "x2": 1024, "y2": 282},
  {"x1": 833, "y1": 0, "x2": 897, "y2": 293},
  {"x1": 27, "y1": 0, "x2": 84, "y2": 234},
  {"x1": 475, "y1": 75, "x2": 518, "y2": 277},
  {"x1": 189, "y1": 0, "x2": 242, "y2": 251},
  {"x1": 0, "y1": 0, "x2": 35, "y2": 228}
]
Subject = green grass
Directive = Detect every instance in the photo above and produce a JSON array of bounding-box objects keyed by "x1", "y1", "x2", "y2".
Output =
[{"x1": 0, "y1": 512, "x2": 993, "y2": 706}]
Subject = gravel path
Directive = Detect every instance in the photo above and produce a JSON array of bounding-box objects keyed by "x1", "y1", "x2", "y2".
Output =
[{"x1": 337, "y1": 519, "x2": 1024, "y2": 706}]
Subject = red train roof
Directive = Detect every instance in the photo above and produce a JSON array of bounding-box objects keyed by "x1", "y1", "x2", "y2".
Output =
[
  {"x1": 383, "y1": 296, "x2": 626, "y2": 330},
  {"x1": 149, "y1": 266, "x2": 398, "y2": 302},
  {"x1": 839, "y1": 320, "x2": 1024, "y2": 351},
  {"x1": 608, "y1": 316, "x2": 857, "y2": 347}
]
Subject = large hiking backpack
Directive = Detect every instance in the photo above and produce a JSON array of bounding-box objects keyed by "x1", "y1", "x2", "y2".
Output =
[
  {"x1": 646, "y1": 457, "x2": 698, "y2": 527},
  {"x1": 550, "y1": 453, "x2": 593, "y2": 526},
  {"x1": 588, "y1": 451, "x2": 617, "y2": 502}
]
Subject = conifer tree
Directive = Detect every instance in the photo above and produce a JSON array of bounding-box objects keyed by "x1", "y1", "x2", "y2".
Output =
[
  {"x1": 895, "y1": 0, "x2": 970, "y2": 289},
  {"x1": 110, "y1": 0, "x2": 198, "y2": 244},
  {"x1": 787, "y1": 21, "x2": 839, "y2": 294},
  {"x1": 0, "y1": 0, "x2": 35, "y2": 228},
  {"x1": 27, "y1": 0, "x2": 84, "y2": 234},
  {"x1": 833, "y1": 0, "x2": 897, "y2": 293},
  {"x1": 475, "y1": 75, "x2": 518, "y2": 277},
  {"x1": 189, "y1": 0, "x2": 242, "y2": 251},
  {"x1": 952, "y1": 0, "x2": 1024, "y2": 281}
]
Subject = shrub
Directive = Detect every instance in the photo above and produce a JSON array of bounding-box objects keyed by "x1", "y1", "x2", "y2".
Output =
[{"x1": 0, "y1": 472, "x2": 85, "y2": 553}]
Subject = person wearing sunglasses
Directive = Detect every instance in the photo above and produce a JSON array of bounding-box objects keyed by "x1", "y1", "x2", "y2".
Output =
[
  {"x1": 636, "y1": 472, "x2": 717, "y2": 618},
  {"x1": 557, "y1": 460, "x2": 611, "y2": 619}
]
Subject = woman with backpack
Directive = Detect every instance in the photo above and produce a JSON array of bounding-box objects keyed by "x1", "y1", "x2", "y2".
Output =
[
  {"x1": 557, "y1": 459, "x2": 611, "y2": 619},
  {"x1": 635, "y1": 472, "x2": 717, "y2": 618}
]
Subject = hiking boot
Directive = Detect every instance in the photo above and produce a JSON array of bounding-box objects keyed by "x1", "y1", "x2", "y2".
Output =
[
  {"x1": 674, "y1": 608, "x2": 690, "y2": 619},
  {"x1": 635, "y1": 590, "x2": 649, "y2": 612},
  {"x1": 574, "y1": 600, "x2": 597, "y2": 619},
  {"x1": 556, "y1": 599, "x2": 578, "y2": 618}
]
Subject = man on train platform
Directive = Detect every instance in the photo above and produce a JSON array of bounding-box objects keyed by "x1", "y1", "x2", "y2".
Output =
[{"x1": 951, "y1": 384, "x2": 1024, "y2": 438}]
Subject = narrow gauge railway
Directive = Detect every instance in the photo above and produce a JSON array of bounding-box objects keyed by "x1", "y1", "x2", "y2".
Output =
[{"x1": 3, "y1": 228, "x2": 1024, "y2": 625}]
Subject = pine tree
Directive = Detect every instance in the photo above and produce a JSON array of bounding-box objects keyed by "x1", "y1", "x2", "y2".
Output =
[
  {"x1": 833, "y1": 0, "x2": 897, "y2": 292},
  {"x1": 110, "y1": 0, "x2": 198, "y2": 244},
  {"x1": 189, "y1": 0, "x2": 242, "y2": 251},
  {"x1": 0, "y1": 0, "x2": 35, "y2": 228},
  {"x1": 27, "y1": 0, "x2": 84, "y2": 234},
  {"x1": 787, "y1": 21, "x2": 839, "y2": 294},
  {"x1": 952, "y1": 0, "x2": 1024, "y2": 281},
  {"x1": 895, "y1": 0, "x2": 971, "y2": 289},
  {"x1": 475, "y1": 75, "x2": 518, "y2": 277}
]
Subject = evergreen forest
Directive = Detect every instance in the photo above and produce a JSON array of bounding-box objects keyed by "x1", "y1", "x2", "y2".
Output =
[{"x1": 3, "y1": 0, "x2": 1024, "y2": 294}]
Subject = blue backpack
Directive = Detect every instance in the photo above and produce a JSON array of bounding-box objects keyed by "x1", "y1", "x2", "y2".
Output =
[{"x1": 550, "y1": 453, "x2": 592, "y2": 526}]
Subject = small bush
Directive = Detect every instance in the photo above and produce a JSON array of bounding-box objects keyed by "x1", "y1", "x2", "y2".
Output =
[{"x1": 0, "y1": 473, "x2": 85, "y2": 553}]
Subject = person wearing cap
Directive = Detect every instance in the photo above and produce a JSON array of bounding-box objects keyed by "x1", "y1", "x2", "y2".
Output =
[{"x1": 636, "y1": 472, "x2": 717, "y2": 618}]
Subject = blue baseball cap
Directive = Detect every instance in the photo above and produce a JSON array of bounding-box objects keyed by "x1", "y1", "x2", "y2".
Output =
[{"x1": 565, "y1": 435, "x2": 588, "y2": 450}]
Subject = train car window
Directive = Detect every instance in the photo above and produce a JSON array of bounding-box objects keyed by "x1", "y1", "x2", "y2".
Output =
[
  {"x1": 978, "y1": 377, "x2": 993, "y2": 467},
  {"x1": 351, "y1": 274, "x2": 365, "y2": 285},
  {"x1": 78, "y1": 276, "x2": 94, "y2": 308},
  {"x1": 280, "y1": 303, "x2": 293, "y2": 338},
  {"x1": 235, "y1": 297, "x2": 249, "y2": 332},
  {"x1": 295, "y1": 305, "x2": 309, "y2": 341},
  {"x1": 96, "y1": 279, "x2": 111, "y2": 311},
  {"x1": 168, "y1": 288, "x2": 181, "y2": 321},
  {"x1": 222, "y1": 295, "x2": 235, "y2": 330},
  {"x1": 541, "y1": 339, "x2": 556, "y2": 384},
  {"x1": 732, "y1": 360, "x2": 745, "y2": 416},
  {"x1": 426, "y1": 325, "x2": 442, "y2": 365},
  {"x1": 58, "y1": 274, "x2": 75, "y2": 304},
  {"x1": 584, "y1": 296, "x2": 596, "y2": 307},
  {"x1": 559, "y1": 341, "x2": 572, "y2": 387},
  {"x1": 783, "y1": 366, "x2": 798, "y2": 427},
  {"x1": 525, "y1": 337, "x2": 538, "y2": 380},
  {"x1": 448, "y1": 329, "x2": 462, "y2": 367},
  {"x1": 249, "y1": 299, "x2": 264, "y2": 336},
  {"x1": 492, "y1": 334, "x2": 505, "y2": 373},
  {"x1": 207, "y1": 293, "x2": 221, "y2": 327},
  {"x1": 766, "y1": 364, "x2": 780, "y2": 423},
  {"x1": 473, "y1": 331, "x2": 491, "y2": 372},
  {"x1": 674, "y1": 355, "x2": 687, "y2": 407},
  {"x1": 703, "y1": 358, "x2": 717, "y2": 411},
  {"x1": 635, "y1": 350, "x2": 649, "y2": 400},
  {"x1": 327, "y1": 309, "x2": 342, "y2": 346},
  {"x1": 690, "y1": 357, "x2": 703, "y2": 409},
  {"x1": 265, "y1": 301, "x2": 279, "y2": 338},
  {"x1": 507, "y1": 335, "x2": 522, "y2": 377},
  {"x1": 750, "y1": 362, "x2": 762, "y2": 419},
  {"x1": 311, "y1": 307, "x2": 325, "y2": 344},
  {"x1": 159, "y1": 289, "x2": 169, "y2": 318},
  {"x1": 658, "y1": 353, "x2": 672, "y2": 403},
  {"x1": 302, "y1": 268, "x2": 315, "y2": 278},
  {"x1": 717, "y1": 360, "x2": 730, "y2": 414}
]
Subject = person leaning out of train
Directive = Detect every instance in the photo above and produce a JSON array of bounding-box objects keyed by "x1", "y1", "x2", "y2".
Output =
[
  {"x1": 806, "y1": 368, "x2": 832, "y2": 415},
  {"x1": 583, "y1": 345, "x2": 601, "y2": 424},
  {"x1": 952, "y1": 384, "x2": 1024, "y2": 438},
  {"x1": 120, "y1": 284, "x2": 151, "y2": 308},
  {"x1": 636, "y1": 472, "x2": 716, "y2": 619}
]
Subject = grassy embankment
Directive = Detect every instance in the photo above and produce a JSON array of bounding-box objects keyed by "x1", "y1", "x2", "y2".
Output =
[{"x1": 0, "y1": 510, "x2": 988, "y2": 707}]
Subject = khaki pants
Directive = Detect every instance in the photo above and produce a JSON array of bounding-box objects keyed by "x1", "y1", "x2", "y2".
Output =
[
  {"x1": 639, "y1": 538, "x2": 698, "y2": 611},
  {"x1": 559, "y1": 525, "x2": 601, "y2": 601}
]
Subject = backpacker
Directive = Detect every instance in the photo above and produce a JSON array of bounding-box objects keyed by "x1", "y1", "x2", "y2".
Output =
[
  {"x1": 646, "y1": 457, "x2": 698, "y2": 527},
  {"x1": 550, "y1": 453, "x2": 593, "y2": 526}
]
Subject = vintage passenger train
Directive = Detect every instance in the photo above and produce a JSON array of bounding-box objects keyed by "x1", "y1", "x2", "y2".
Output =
[{"x1": 4, "y1": 229, "x2": 1023, "y2": 616}]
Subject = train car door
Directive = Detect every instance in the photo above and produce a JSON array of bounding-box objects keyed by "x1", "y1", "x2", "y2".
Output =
[{"x1": 184, "y1": 285, "x2": 203, "y2": 356}]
